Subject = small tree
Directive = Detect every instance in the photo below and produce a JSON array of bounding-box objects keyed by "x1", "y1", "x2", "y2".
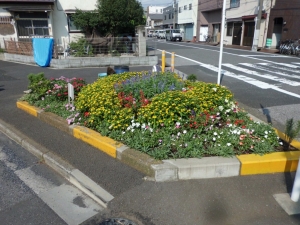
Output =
[{"x1": 72, "y1": 0, "x2": 145, "y2": 37}]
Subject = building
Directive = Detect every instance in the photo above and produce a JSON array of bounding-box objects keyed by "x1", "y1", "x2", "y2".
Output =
[
  {"x1": 266, "y1": 0, "x2": 300, "y2": 49},
  {"x1": 224, "y1": 0, "x2": 271, "y2": 48},
  {"x1": 0, "y1": 0, "x2": 97, "y2": 49},
  {"x1": 177, "y1": 0, "x2": 197, "y2": 41},
  {"x1": 196, "y1": 0, "x2": 222, "y2": 42}
]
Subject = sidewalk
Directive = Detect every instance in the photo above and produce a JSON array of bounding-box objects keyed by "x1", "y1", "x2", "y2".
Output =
[{"x1": 1, "y1": 60, "x2": 300, "y2": 225}]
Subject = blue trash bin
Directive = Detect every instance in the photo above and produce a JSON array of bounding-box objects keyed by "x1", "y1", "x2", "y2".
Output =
[
  {"x1": 114, "y1": 65, "x2": 129, "y2": 74},
  {"x1": 98, "y1": 73, "x2": 107, "y2": 78}
]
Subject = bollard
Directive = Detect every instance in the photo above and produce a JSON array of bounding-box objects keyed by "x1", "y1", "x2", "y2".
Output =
[
  {"x1": 161, "y1": 50, "x2": 165, "y2": 72},
  {"x1": 171, "y1": 52, "x2": 175, "y2": 72},
  {"x1": 291, "y1": 157, "x2": 300, "y2": 202}
]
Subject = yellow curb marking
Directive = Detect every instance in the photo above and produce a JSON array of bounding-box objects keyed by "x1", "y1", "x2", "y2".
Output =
[
  {"x1": 16, "y1": 101, "x2": 39, "y2": 117},
  {"x1": 237, "y1": 151, "x2": 300, "y2": 175},
  {"x1": 275, "y1": 129, "x2": 300, "y2": 150},
  {"x1": 73, "y1": 126, "x2": 123, "y2": 158}
]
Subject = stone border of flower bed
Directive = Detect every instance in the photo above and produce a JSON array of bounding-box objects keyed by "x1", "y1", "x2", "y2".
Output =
[{"x1": 16, "y1": 101, "x2": 300, "y2": 182}]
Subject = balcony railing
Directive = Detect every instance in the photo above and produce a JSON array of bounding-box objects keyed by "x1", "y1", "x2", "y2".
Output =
[{"x1": 230, "y1": 0, "x2": 240, "y2": 8}]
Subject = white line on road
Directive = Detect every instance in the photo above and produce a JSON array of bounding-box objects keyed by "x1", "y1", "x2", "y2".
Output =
[
  {"x1": 222, "y1": 63, "x2": 300, "y2": 86},
  {"x1": 258, "y1": 63, "x2": 300, "y2": 74}
]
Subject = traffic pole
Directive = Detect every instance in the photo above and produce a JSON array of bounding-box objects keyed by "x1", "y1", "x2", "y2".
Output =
[
  {"x1": 171, "y1": 52, "x2": 175, "y2": 72},
  {"x1": 217, "y1": 0, "x2": 226, "y2": 85},
  {"x1": 162, "y1": 50, "x2": 165, "y2": 72}
]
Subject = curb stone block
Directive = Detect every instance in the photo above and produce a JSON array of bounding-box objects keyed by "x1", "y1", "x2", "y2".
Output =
[{"x1": 151, "y1": 162, "x2": 178, "y2": 182}]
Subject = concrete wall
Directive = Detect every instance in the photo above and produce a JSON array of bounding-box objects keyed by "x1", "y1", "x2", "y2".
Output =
[
  {"x1": 4, "y1": 53, "x2": 158, "y2": 69},
  {"x1": 0, "y1": 6, "x2": 18, "y2": 48}
]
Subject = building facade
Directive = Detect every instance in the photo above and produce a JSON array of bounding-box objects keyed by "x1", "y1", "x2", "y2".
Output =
[
  {"x1": 177, "y1": 0, "x2": 197, "y2": 41},
  {"x1": 224, "y1": 0, "x2": 271, "y2": 48},
  {"x1": 267, "y1": 0, "x2": 300, "y2": 48},
  {"x1": 0, "y1": 0, "x2": 97, "y2": 49}
]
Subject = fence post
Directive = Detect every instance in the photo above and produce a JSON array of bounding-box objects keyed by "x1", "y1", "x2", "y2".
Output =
[{"x1": 161, "y1": 50, "x2": 165, "y2": 72}]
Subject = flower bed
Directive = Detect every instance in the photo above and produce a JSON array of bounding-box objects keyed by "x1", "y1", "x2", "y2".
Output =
[{"x1": 21, "y1": 71, "x2": 281, "y2": 160}]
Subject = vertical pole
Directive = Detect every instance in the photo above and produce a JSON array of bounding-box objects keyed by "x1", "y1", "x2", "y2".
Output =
[
  {"x1": 171, "y1": 52, "x2": 175, "y2": 72},
  {"x1": 291, "y1": 158, "x2": 300, "y2": 202},
  {"x1": 162, "y1": 50, "x2": 165, "y2": 72},
  {"x1": 252, "y1": 0, "x2": 263, "y2": 51},
  {"x1": 217, "y1": 0, "x2": 227, "y2": 85},
  {"x1": 173, "y1": 0, "x2": 176, "y2": 29}
]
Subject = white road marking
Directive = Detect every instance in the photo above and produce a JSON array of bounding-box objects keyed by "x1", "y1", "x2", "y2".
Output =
[
  {"x1": 240, "y1": 63, "x2": 300, "y2": 79},
  {"x1": 258, "y1": 63, "x2": 300, "y2": 74},
  {"x1": 222, "y1": 63, "x2": 300, "y2": 86}
]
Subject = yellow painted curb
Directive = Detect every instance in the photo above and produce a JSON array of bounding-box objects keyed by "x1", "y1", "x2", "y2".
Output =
[
  {"x1": 16, "y1": 101, "x2": 39, "y2": 117},
  {"x1": 237, "y1": 151, "x2": 300, "y2": 175},
  {"x1": 275, "y1": 129, "x2": 300, "y2": 150},
  {"x1": 73, "y1": 126, "x2": 123, "y2": 158}
]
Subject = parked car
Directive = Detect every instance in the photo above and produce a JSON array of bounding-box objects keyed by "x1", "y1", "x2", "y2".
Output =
[
  {"x1": 157, "y1": 30, "x2": 165, "y2": 39},
  {"x1": 153, "y1": 30, "x2": 159, "y2": 38},
  {"x1": 165, "y1": 29, "x2": 182, "y2": 41}
]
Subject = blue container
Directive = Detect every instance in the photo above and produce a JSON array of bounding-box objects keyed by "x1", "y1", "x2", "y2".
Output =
[
  {"x1": 114, "y1": 65, "x2": 129, "y2": 74},
  {"x1": 98, "y1": 73, "x2": 107, "y2": 78}
]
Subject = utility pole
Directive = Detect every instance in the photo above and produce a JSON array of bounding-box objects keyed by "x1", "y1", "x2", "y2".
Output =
[
  {"x1": 173, "y1": 0, "x2": 176, "y2": 29},
  {"x1": 251, "y1": 0, "x2": 263, "y2": 51}
]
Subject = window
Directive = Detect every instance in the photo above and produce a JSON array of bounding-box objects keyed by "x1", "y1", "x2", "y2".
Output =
[
  {"x1": 179, "y1": 7, "x2": 182, "y2": 13},
  {"x1": 184, "y1": 5, "x2": 187, "y2": 10},
  {"x1": 67, "y1": 14, "x2": 81, "y2": 32},
  {"x1": 169, "y1": 14, "x2": 171, "y2": 19},
  {"x1": 164, "y1": 15, "x2": 166, "y2": 20},
  {"x1": 230, "y1": 0, "x2": 240, "y2": 8},
  {"x1": 172, "y1": 13, "x2": 174, "y2": 19},
  {"x1": 189, "y1": 4, "x2": 192, "y2": 10},
  {"x1": 226, "y1": 22, "x2": 233, "y2": 36}
]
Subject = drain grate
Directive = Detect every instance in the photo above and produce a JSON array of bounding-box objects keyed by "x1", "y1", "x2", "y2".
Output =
[{"x1": 99, "y1": 218, "x2": 137, "y2": 225}]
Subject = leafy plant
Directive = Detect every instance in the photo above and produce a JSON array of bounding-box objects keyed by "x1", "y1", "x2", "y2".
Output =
[
  {"x1": 69, "y1": 38, "x2": 93, "y2": 57},
  {"x1": 187, "y1": 74, "x2": 197, "y2": 82},
  {"x1": 285, "y1": 118, "x2": 300, "y2": 149},
  {"x1": 27, "y1": 73, "x2": 52, "y2": 101}
]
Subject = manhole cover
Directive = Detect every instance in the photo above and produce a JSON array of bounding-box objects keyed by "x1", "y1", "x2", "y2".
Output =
[{"x1": 99, "y1": 218, "x2": 137, "y2": 225}]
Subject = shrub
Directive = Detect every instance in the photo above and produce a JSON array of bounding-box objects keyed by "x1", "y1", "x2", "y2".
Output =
[
  {"x1": 69, "y1": 38, "x2": 93, "y2": 57},
  {"x1": 187, "y1": 74, "x2": 197, "y2": 82}
]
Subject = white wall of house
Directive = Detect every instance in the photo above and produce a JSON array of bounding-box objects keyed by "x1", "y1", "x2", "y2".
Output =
[
  {"x1": 52, "y1": 0, "x2": 97, "y2": 47},
  {"x1": 177, "y1": 0, "x2": 196, "y2": 40},
  {"x1": 147, "y1": 6, "x2": 166, "y2": 14},
  {"x1": 224, "y1": 0, "x2": 272, "y2": 47}
]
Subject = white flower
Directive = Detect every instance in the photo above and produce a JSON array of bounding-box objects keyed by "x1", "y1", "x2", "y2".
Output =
[
  {"x1": 177, "y1": 132, "x2": 181, "y2": 136},
  {"x1": 218, "y1": 106, "x2": 224, "y2": 111},
  {"x1": 122, "y1": 131, "x2": 125, "y2": 134},
  {"x1": 149, "y1": 128, "x2": 153, "y2": 132},
  {"x1": 216, "y1": 112, "x2": 220, "y2": 116},
  {"x1": 218, "y1": 136, "x2": 220, "y2": 138},
  {"x1": 131, "y1": 129, "x2": 134, "y2": 132},
  {"x1": 183, "y1": 130, "x2": 187, "y2": 134},
  {"x1": 227, "y1": 143, "x2": 231, "y2": 146},
  {"x1": 131, "y1": 119, "x2": 134, "y2": 123},
  {"x1": 269, "y1": 130, "x2": 272, "y2": 133},
  {"x1": 264, "y1": 131, "x2": 268, "y2": 134},
  {"x1": 184, "y1": 143, "x2": 188, "y2": 147},
  {"x1": 176, "y1": 122, "x2": 180, "y2": 126},
  {"x1": 264, "y1": 135, "x2": 268, "y2": 138},
  {"x1": 132, "y1": 123, "x2": 136, "y2": 127},
  {"x1": 212, "y1": 87, "x2": 217, "y2": 92},
  {"x1": 228, "y1": 124, "x2": 232, "y2": 127},
  {"x1": 279, "y1": 142, "x2": 283, "y2": 145},
  {"x1": 127, "y1": 126, "x2": 132, "y2": 131},
  {"x1": 141, "y1": 123, "x2": 146, "y2": 129},
  {"x1": 213, "y1": 132, "x2": 218, "y2": 136},
  {"x1": 213, "y1": 137, "x2": 216, "y2": 141},
  {"x1": 218, "y1": 144, "x2": 220, "y2": 146},
  {"x1": 233, "y1": 130, "x2": 237, "y2": 134},
  {"x1": 204, "y1": 139, "x2": 207, "y2": 141},
  {"x1": 237, "y1": 131, "x2": 241, "y2": 135},
  {"x1": 225, "y1": 99, "x2": 228, "y2": 103},
  {"x1": 135, "y1": 122, "x2": 140, "y2": 127}
]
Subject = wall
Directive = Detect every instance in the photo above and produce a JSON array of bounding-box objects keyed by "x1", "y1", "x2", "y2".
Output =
[
  {"x1": 267, "y1": 0, "x2": 300, "y2": 45},
  {"x1": 0, "y1": 7, "x2": 17, "y2": 48},
  {"x1": 52, "y1": 0, "x2": 97, "y2": 47}
]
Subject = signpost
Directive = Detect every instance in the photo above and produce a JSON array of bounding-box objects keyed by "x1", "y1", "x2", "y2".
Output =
[{"x1": 68, "y1": 83, "x2": 74, "y2": 105}]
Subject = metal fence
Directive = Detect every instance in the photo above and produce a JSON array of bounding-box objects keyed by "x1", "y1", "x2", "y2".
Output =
[{"x1": 3, "y1": 36, "x2": 157, "y2": 58}]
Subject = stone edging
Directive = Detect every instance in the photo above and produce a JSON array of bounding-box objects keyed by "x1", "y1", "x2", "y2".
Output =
[{"x1": 16, "y1": 101, "x2": 300, "y2": 182}]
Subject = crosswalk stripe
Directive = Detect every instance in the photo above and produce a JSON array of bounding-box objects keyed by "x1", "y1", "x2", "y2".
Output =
[
  {"x1": 198, "y1": 62, "x2": 300, "y2": 99},
  {"x1": 222, "y1": 63, "x2": 300, "y2": 86},
  {"x1": 258, "y1": 63, "x2": 300, "y2": 72},
  {"x1": 291, "y1": 62, "x2": 300, "y2": 65},
  {"x1": 240, "y1": 63, "x2": 300, "y2": 79}
]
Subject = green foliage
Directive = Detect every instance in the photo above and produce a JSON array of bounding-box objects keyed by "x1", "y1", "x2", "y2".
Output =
[
  {"x1": 71, "y1": 9, "x2": 100, "y2": 34},
  {"x1": 285, "y1": 118, "x2": 300, "y2": 149},
  {"x1": 27, "y1": 73, "x2": 51, "y2": 101},
  {"x1": 72, "y1": 0, "x2": 145, "y2": 36},
  {"x1": 187, "y1": 74, "x2": 197, "y2": 82},
  {"x1": 69, "y1": 38, "x2": 93, "y2": 57},
  {"x1": 74, "y1": 71, "x2": 280, "y2": 159},
  {"x1": 0, "y1": 48, "x2": 5, "y2": 53}
]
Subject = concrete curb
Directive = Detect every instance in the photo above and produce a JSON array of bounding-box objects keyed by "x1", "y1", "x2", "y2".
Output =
[
  {"x1": 15, "y1": 101, "x2": 300, "y2": 182},
  {"x1": 0, "y1": 117, "x2": 113, "y2": 208}
]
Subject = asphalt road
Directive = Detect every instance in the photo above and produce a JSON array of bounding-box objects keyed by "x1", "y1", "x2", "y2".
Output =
[
  {"x1": 1, "y1": 57, "x2": 300, "y2": 224},
  {"x1": 149, "y1": 39, "x2": 300, "y2": 137}
]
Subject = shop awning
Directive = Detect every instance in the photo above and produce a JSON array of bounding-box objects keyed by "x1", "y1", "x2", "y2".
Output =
[
  {"x1": 6, "y1": 5, "x2": 53, "y2": 11},
  {"x1": 242, "y1": 13, "x2": 267, "y2": 20}
]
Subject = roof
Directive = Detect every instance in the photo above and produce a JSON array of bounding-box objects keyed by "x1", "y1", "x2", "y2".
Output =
[{"x1": 148, "y1": 14, "x2": 163, "y2": 20}]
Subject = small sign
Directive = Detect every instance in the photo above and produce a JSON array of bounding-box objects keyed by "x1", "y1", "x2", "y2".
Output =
[{"x1": 68, "y1": 83, "x2": 74, "y2": 104}]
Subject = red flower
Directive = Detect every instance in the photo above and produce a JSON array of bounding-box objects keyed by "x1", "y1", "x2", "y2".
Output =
[{"x1": 84, "y1": 112, "x2": 90, "y2": 117}]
